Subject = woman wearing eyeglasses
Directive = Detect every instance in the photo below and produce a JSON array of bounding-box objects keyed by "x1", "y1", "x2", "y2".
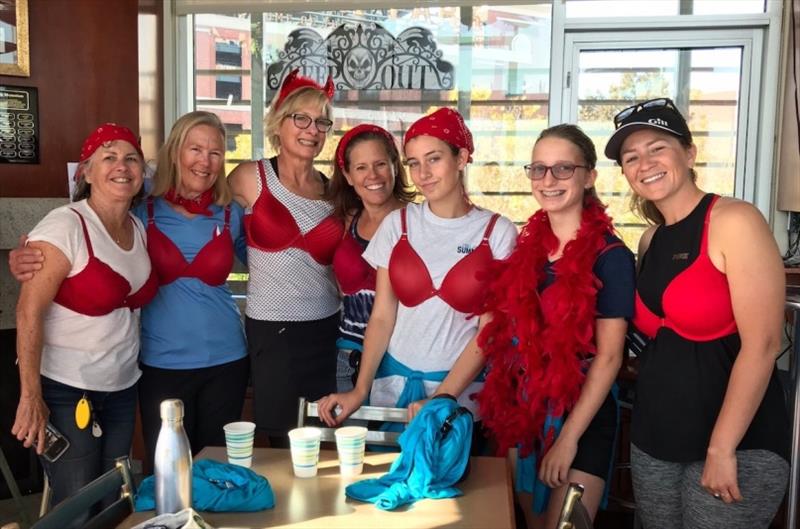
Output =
[
  {"x1": 477, "y1": 124, "x2": 635, "y2": 528},
  {"x1": 317, "y1": 109, "x2": 517, "y2": 442},
  {"x1": 606, "y1": 98, "x2": 789, "y2": 528},
  {"x1": 228, "y1": 70, "x2": 344, "y2": 446}
]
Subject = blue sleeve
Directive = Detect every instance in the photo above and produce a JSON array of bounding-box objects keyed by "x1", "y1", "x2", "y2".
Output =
[
  {"x1": 594, "y1": 241, "x2": 635, "y2": 319},
  {"x1": 131, "y1": 201, "x2": 147, "y2": 224},
  {"x1": 230, "y1": 202, "x2": 248, "y2": 266}
]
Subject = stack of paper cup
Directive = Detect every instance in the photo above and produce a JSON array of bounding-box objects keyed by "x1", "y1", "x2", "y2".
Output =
[
  {"x1": 335, "y1": 426, "x2": 367, "y2": 476},
  {"x1": 223, "y1": 421, "x2": 256, "y2": 468},
  {"x1": 288, "y1": 427, "x2": 322, "y2": 478}
]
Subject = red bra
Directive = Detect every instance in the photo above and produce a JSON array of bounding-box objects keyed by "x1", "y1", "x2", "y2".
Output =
[
  {"x1": 333, "y1": 218, "x2": 376, "y2": 295},
  {"x1": 146, "y1": 198, "x2": 234, "y2": 286},
  {"x1": 388, "y1": 207, "x2": 500, "y2": 313},
  {"x1": 54, "y1": 208, "x2": 158, "y2": 316},
  {"x1": 244, "y1": 159, "x2": 343, "y2": 265},
  {"x1": 633, "y1": 195, "x2": 737, "y2": 341}
]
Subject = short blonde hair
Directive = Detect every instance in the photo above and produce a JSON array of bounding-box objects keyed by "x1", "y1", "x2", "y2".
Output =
[
  {"x1": 264, "y1": 88, "x2": 333, "y2": 152},
  {"x1": 151, "y1": 111, "x2": 231, "y2": 205}
]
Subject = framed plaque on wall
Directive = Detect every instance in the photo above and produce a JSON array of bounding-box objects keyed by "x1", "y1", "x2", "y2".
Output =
[{"x1": 0, "y1": 84, "x2": 39, "y2": 164}]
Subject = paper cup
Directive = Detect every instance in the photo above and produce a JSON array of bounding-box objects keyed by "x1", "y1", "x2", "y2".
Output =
[
  {"x1": 335, "y1": 426, "x2": 367, "y2": 476},
  {"x1": 288, "y1": 427, "x2": 322, "y2": 478},
  {"x1": 224, "y1": 421, "x2": 256, "y2": 468}
]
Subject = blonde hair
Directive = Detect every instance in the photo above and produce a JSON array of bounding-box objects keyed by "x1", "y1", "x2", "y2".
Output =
[
  {"x1": 264, "y1": 88, "x2": 333, "y2": 152},
  {"x1": 151, "y1": 111, "x2": 231, "y2": 205}
]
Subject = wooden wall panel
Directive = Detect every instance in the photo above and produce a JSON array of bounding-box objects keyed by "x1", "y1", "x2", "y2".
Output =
[{"x1": 0, "y1": 0, "x2": 140, "y2": 198}]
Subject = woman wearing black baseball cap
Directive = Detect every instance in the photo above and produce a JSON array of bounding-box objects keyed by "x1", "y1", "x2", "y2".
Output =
[{"x1": 607, "y1": 98, "x2": 789, "y2": 528}]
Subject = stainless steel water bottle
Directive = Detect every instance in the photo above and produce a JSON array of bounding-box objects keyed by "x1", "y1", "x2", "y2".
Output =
[{"x1": 154, "y1": 398, "x2": 192, "y2": 514}]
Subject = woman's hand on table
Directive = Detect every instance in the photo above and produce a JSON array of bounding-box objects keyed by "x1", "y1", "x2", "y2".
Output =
[
  {"x1": 701, "y1": 448, "x2": 743, "y2": 504},
  {"x1": 11, "y1": 394, "x2": 49, "y2": 454},
  {"x1": 8, "y1": 235, "x2": 41, "y2": 282},
  {"x1": 317, "y1": 390, "x2": 365, "y2": 426},
  {"x1": 538, "y1": 435, "x2": 578, "y2": 488}
]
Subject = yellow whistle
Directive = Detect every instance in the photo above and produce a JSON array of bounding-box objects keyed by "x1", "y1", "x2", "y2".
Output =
[{"x1": 75, "y1": 397, "x2": 91, "y2": 430}]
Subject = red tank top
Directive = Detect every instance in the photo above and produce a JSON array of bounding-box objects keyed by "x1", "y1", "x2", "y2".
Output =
[
  {"x1": 389, "y1": 207, "x2": 500, "y2": 313},
  {"x1": 633, "y1": 195, "x2": 737, "y2": 341},
  {"x1": 244, "y1": 159, "x2": 343, "y2": 265},
  {"x1": 54, "y1": 209, "x2": 158, "y2": 316},
  {"x1": 333, "y1": 212, "x2": 376, "y2": 295},
  {"x1": 146, "y1": 198, "x2": 234, "y2": 286}
]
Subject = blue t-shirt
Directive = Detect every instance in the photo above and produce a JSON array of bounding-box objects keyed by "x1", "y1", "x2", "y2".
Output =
[{"x1": 132, "y1": 197, "x2": 248, "y2": 369}]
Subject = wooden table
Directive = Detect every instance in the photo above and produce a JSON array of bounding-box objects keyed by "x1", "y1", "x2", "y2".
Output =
[{"x1": 118, "y1": 446, "x2": 515, "y2": 529}]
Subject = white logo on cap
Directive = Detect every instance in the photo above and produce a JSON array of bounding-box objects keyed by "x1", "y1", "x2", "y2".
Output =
[{"x1": 648, "y1": 118, "x2": 669, "y2": 127}]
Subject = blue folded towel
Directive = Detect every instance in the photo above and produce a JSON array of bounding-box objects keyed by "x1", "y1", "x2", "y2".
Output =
[
  {"x1": 345, "y1": 396, "x2": 472, "y2": 510},
  {"x1": 135, "y1": 459, "x2": 275, "y2": 512}
]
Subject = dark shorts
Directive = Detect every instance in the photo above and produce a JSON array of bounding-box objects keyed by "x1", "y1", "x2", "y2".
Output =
[
  {"x1": 246, "y1": 313, "x2": 339, "y2": 437},
  {"x1": 572, "y1": 390, "x2": 618, "y2": 478}
]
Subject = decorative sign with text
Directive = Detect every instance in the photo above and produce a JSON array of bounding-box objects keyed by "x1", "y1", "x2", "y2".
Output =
[
  {"x1": 0, "y1": 85, "x2": 39, "y2": 164},
  {"x1": 266, "y1": 23, "x2": 455, "y2": 92}
]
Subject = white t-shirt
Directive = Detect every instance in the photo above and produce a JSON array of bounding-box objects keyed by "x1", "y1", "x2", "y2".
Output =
[
  {"x1": 26, "y1": 199, "x2": 150, "y2": 391},
  {"x1": 362, "y1": 202, "x2": 518, "y2": 415}
]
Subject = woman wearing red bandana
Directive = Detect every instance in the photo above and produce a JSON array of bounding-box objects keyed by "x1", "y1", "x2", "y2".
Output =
[
  {"x1": 12, "y1": 124, "x2": 156, "y2": 517},
  {"x1": 9, "y1": 113, "x2": 249, "y2": 473},
  {"x1": 228, "y1": 69, "x2": 344, "y2": 447},
  {"x1": 325, "y1": 124, "x2": 415, "y2": 393},
  {"x1": 477, "y1": 125, "x2": 635, "y2": 528},
  {"x1": 317, "y1": 109, "x2": 517, "y2": 450}
]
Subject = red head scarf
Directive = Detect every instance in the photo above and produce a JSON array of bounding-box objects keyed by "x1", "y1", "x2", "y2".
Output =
[
  {"x1": 403, "y1": 108, "x2": 474, "y2": 162},
  {"x1": 335, "y1": 124, "x2": 397, "y2": 171},
  {"x1": 79, "y1": 123, "x2": 143, "y2": 162},
  {"x1": 275, "y1": 68, "x2": 335, "y2": 111}
]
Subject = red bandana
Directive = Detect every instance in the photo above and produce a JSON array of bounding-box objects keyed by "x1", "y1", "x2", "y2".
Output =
[
  {"x1": 163, "y1": 188, "x2": 215, "y2": 216},
  {"x1": 403, "y1": 108, "x2": 474, "y2": 162},
  {"x1": 275, "y1": 68, "x2": 334, "y2": 111},
  {"x1": 80, "y1": 123, "x2": 143, "y2": 162},
  {"x1": 335, "y1": 124, "x2": 397, "y2": 171},
  {"x1": 476, "y1": 197, "x2": 615, "y2": 458}
]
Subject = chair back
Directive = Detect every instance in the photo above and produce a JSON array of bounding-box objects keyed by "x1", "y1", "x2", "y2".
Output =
[
  {"x1": 556, "y1": 482, "x2": 593, "y2": 529},
  {"x1": 297, "y1": 397, "x2": 408, "y2": 446},
  {"x1": 31, "y1": 456, "x2": 136, "y2": 529}
]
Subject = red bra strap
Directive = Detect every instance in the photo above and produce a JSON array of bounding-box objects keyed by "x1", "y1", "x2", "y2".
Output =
[
  {"x1": 598, "y1": 240, "x2": 624, "y2": 257},
  {"x1": 399, "y1": 207, "x2": 408, "y2": 237},
  {"x1": 700, "y1": 194, "x2": 719, "y2": 255},
  {"x1": 481, "y1": 213, "x2": 500, "y2": 242},
  {"x1": 256, "y1": 159, "x2": 269, "y2": 194},
  {"x1": 223, "y1": 205, "x2": 231, "y2": 229},
  {"x1": 146, "y1": 196, "x2": 155, "y2": 225},
  {"x1": 69, "y1": 208, "x2": 95, "y2": 258}
]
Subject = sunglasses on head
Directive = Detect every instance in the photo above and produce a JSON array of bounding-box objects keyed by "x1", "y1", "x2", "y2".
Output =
[{"x1": 613, "y1": 98, "x2": 678, "y2": 129}]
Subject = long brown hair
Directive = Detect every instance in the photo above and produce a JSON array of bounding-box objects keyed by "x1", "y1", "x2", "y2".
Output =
[{"x1": 325, "y1": 131, "x2": 415, "y2": 220}]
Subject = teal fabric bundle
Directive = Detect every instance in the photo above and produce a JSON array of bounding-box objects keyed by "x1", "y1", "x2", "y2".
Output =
[
  {"x1": 135, "y1": 459, "x2": 275, "y2": 512},
  {"x1": 345, "y1": 395, "x2": 473, "y2": 510}
]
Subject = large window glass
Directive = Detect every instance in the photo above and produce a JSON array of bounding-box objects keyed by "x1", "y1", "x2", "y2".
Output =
[{"x1": 565, "y1": 0, "x2": 766, "y2": 17}]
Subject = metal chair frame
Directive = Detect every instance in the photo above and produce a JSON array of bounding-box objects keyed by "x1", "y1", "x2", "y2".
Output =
[{"x1": 297, "y1": 397, "x2": 408, "y2": 446}]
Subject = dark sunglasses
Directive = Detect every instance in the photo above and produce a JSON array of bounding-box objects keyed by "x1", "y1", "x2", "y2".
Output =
[
  {"x1": 348, "y1": 350, "x2": 362, "y2": 387},
  {"x1": 523, "y1": 163, "x2": 589, "y2": 181},
  {"x1": 613, "y1": 98, "x2": 678, "y2": 129},
  {"x1": 290, "y1": 113, "x2": 333, "y2": 133}
]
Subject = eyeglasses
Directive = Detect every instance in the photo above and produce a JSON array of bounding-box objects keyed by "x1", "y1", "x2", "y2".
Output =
[
  {"x1": 613, "y1": 98, "x2": 678, "y2": 128},
  {"x1": 289, "y1": 113, "x2": 333, "y2": 133},
  {"x1": 523, "y1": 163, "x2": 589, "y2": 180}
]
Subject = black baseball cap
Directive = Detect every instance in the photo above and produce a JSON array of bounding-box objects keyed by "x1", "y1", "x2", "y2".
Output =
[{"x1": 604, "y1": 98, "x2": 692, "y2": 162}]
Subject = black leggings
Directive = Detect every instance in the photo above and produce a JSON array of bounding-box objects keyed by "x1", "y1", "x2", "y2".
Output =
[{"x1": 138, "y1": 356, "x2": 249, "y2": 470}]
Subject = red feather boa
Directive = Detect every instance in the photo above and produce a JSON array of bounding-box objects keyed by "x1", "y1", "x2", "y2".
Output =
[{"x1": 476, "y1": 197, "x2": 615, "y2": 458}]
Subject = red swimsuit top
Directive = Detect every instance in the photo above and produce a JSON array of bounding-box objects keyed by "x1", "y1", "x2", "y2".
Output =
[
  {"x1": 54, "y1": 208, "x2": 158, "y2": 316},
  {"x1": 333, "y1": 213, "x2": 376, "y2": 295},
  {"x1": 633, "y1": 195, "x2": 737, "y2": 341},
  {"x1": 146, "y1": 198, "x2": 234, "y2": 286},
  {"x1": 388, "y1": 207, "x2": 500, "y2": 313},
  {"x1": 244, "y1": 159, "x2": 344, "y2": 265}
]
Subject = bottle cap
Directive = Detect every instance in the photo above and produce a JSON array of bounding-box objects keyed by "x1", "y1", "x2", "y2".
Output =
[{"x1": 160, "y1": 399, "x2": 184, "y2": 421}]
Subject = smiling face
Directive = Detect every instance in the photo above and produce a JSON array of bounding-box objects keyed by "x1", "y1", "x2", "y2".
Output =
[
  {"x1": 529, "y1": 136, "x2": 596, "y2": 216},
  {"x1": 619, "y1": 128, "x2": 696, "y2": 203},
  {"x1": 344, "y1": 138, "x2": 396, "y2": 209},
  {"x1": 177, "y1": 124, "x2": 224, "y2": 198},
  {"x1": 277, "y1": 103, "x2": 328, "y2": 161},
  {"x1": 403, "y1": 135, "x2": 468, "y2": 205},
  {"x1": 83, "y1": 140, "x2": 144, "y2": 203}
]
